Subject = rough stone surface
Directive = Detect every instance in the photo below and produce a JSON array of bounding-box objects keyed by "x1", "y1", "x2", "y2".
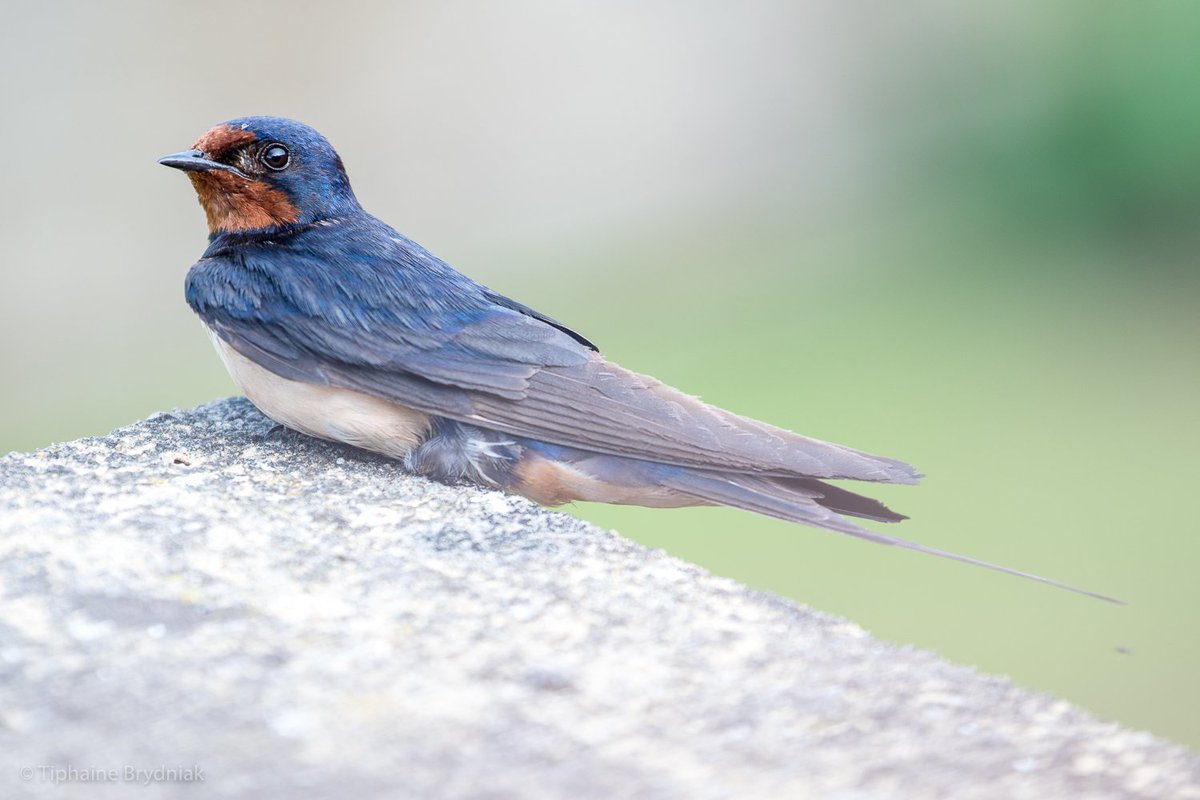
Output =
[{"x1": 0, "y1": 398, "x2": 1196, "y2": 800}]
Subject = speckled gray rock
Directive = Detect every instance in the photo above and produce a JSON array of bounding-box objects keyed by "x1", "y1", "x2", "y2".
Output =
[{"x1": 0, "y1": 398, "x2": 1196, "y2": 800}]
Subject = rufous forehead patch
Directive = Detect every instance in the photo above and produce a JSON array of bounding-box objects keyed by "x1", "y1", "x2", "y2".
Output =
[{"x1": 193, "y1": 124, "x2": 257, "y2": 157}]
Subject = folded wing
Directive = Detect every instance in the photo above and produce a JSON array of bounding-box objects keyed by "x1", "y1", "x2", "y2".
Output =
[{"x1": 187, "y1": 226, "x2": 919, "y2": 484}]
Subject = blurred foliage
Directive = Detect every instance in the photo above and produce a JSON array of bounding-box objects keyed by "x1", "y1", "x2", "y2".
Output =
[{"x1": 886, "y1": 5, "x2": 1200, "y2": 256}]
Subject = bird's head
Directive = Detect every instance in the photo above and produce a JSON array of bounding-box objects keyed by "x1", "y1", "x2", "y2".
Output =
[{"x1": 159, "y1": 116, "x2": 359, "y2": 236}]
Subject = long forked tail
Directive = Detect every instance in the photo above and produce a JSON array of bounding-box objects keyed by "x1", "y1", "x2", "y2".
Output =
[{"x1": 660, "y1": 470, "x2": 1125, "y2": 605}]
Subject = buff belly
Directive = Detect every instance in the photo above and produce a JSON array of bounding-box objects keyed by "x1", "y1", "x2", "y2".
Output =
[
  {"x1": 208, "y1": 331, "x2": 431, "y2": 458},
  {"x1": 206, "y1": 330, "x2": 701, "y2": 511}
]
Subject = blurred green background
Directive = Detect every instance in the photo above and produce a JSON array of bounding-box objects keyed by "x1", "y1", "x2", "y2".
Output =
[{"x1": 2, "y1": 2, "x2": 1197, "y2": 750}]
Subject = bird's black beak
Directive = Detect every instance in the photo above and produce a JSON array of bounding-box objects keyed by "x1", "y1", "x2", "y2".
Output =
[{"x1": 157, "y1": 149, "x2": 248, "y2": 178}]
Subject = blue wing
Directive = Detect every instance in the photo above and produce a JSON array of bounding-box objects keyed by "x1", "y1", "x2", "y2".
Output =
[{"x1": 187, "y1": 216, "x2": 919, "y2": 483}]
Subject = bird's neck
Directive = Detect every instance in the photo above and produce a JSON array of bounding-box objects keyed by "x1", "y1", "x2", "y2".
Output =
[{"x1": 202, "y1": 213, "x2": 359, "y2": 254}]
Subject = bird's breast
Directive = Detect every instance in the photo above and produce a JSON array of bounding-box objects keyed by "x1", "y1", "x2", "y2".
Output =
[{"x1": 206, "y1": 329, "x2": 431, "y2": 458}]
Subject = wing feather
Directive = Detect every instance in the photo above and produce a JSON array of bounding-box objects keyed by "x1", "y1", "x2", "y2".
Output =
[{"x1": 189, "y1": 218, "x2": 920, "y2": 483}]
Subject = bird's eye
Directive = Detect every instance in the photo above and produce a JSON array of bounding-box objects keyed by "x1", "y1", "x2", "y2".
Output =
[{"x1": 260, "y1": 143, "x2": 290, "y2": 171}]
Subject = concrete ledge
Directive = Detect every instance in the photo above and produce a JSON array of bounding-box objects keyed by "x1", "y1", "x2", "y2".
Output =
[{"x1": 1, "y1": 398, "x2": 1196, "y2": 799}]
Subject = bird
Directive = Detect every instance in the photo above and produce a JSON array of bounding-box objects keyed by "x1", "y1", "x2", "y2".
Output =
[{"x1": 160, "y1": 116, "x2": 1120, "y2": 603}]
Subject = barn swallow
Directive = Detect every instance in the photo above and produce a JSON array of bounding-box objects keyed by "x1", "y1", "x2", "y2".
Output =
[{"x1": 160, "y1": 116, "x2": 1120, "y2": 603}]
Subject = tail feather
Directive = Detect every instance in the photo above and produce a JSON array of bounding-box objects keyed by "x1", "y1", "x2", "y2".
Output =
[
  {"x1": 504, "y1": 436, "x2": 1123, "y2": 604},
  {"x1": 764, "y1": 476, "x2": 909, "y2": 523},
  {"x1": 661, "y1": 469, "x2": 1124, "y2": 605}
]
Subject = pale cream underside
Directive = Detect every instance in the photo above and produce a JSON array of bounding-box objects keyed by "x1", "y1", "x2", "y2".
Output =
[
  {"x1": 207, "y1": 329, "x2": 699, "y2": 508},
  {"x1": 516, "y1": 455, "x2": 698, "y2": 508},
  {"x1": 209, "y1": 331, "x2": 431, "y2": 458}
]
